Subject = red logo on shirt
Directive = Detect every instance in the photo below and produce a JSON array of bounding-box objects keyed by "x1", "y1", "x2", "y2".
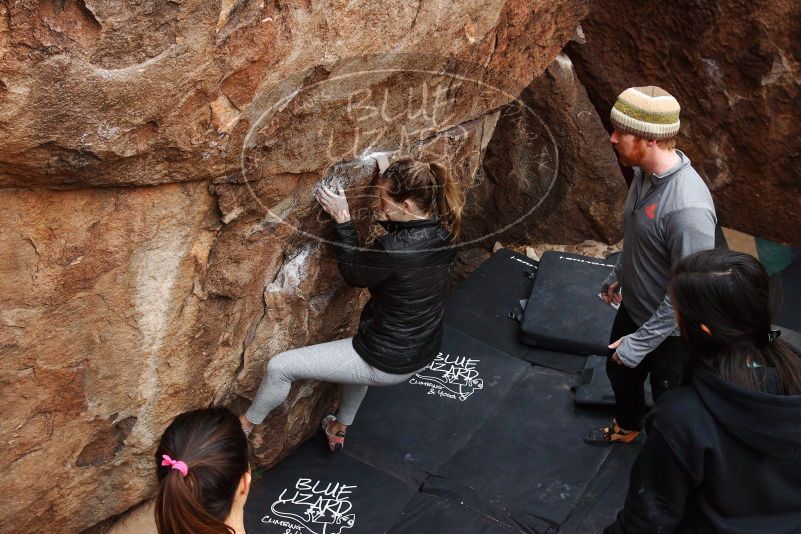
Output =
[{"x1": 644, "y1": 203, "x2": 658, "y2": 220}]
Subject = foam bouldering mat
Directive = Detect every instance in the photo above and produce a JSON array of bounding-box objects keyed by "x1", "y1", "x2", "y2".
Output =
[
  {"x1": 434, "y1": 366, "x2": 614, "y2": 529},
  {"x1": 345, "y1": 325, "x2": 531, "y2": 478},
  {"x1": 388, "y1": 493, "x2": 520, "y2": 534},
  {"x1": 573, "y1": 356, "x2": 615, "y2": 406},
  {"x1": 403, "y1": 476, "x2": 556, "y2": 533},
  {"x1": 606, "y1": 251, "x2": 621, "y2": 264},
  {"x1": 520, "y1": 251, "x2": 617, "y2": 355},
  {"x1": 559, "y1": 443, "x2": 641, "y2": 533},
  {"x1": 523, "y1": 347, "x2": 588, "y2": 374},
  {"x1": 244, "y1": 438, "x2": 417, "y2": 534},
  {"x1": 773, "y1": 257, "x2": 801, "y2": 332},
  {"x1": 445, "y1": 248, "x2": 538, "y2": 359},
  {"x1": 573, "y1": 355, "x2": 653, "y2": 407}
]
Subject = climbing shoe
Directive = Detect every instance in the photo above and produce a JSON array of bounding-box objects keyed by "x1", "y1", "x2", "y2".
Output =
[
  {"x1": 321, "y1": 415, "x2": 346, "y2": 453},
  {"x1": 584, "y1": 419, "x2": 640, "y2": 446}
]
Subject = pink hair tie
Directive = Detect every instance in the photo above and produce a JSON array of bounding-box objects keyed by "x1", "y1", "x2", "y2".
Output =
[{"x1": 161, "y1": 454, "x2": 189, "y2": 477}]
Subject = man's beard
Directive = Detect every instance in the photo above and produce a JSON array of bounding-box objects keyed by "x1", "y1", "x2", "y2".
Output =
[{"x1": 616, "y1": 143, "x2": 646, "y2": 167}]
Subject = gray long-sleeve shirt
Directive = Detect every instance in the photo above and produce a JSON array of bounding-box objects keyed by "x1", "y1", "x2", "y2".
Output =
[{"x1": 605, "y1": 150, "x2": 716, "y2": 366}]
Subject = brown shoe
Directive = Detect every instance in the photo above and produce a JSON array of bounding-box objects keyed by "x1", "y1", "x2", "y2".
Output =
[{"x1": 584, "y1": 419, "x2": 640, "y2": 446}]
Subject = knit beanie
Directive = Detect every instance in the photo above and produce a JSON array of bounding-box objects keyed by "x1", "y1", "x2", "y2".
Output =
[{"x1": 610, "y1": 86, "x2": 680, "y2": 140}]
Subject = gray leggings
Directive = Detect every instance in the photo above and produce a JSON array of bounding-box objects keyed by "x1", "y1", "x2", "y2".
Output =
[{"x1": 244, "y1": 337, "x2": 419, "y2": 426}]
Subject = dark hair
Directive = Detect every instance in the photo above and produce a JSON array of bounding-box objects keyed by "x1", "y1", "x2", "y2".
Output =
[
  {"x1": 377, "y1": 158, "x2": 465, "y2": 239},
  {"x1": 154, "y1": 407, "x2": 249, "y2": 534},
  {"x1": 671, "y1": 248, "x2": 801, "y2": 394}
]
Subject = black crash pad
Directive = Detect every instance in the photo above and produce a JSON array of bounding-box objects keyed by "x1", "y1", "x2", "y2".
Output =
[
  {"x1": 345, "y1": 325, "x2": 531, "y2": 478},
  {"x1": 244, "y1": 438, "x2": 417, "y2": 534},
  {"x1": 520, "y1": 251, "x2": 617, "y2": 355},
  {"x1": 523, "y1": 347, "x2": 588, "y2": 375},
  {"x1": 404, "y1": 476, "x2": 555, "y2": 533},
  {"x1": 606, "y1": 251, "x2": 621, "y2": 265},
  {"x1": 388, "y1": 493, "x2": 519, "y2": 534},
  {"x1": 446, "y1": 248, "x2": 585, "y2": 373},
  {"x1": 559, "y1": 443, "x2": 641, "y2": 533},
  {"x1": 445, "y1": 248, "x2": 538, "y2": 359},
  {"x1": 523, "y1": 250, "x2": 621, "y2": 375},
  {"x1": 573, "y1": 355, "x2": 653, "y2": 407},
  {"x1": 435, "y1": 366, "x2": 614, "y2": 529}
]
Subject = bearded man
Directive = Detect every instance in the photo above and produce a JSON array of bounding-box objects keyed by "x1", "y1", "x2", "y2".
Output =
[{"x1": 585, "y1": 86, "x2": 717, "y2": 446}]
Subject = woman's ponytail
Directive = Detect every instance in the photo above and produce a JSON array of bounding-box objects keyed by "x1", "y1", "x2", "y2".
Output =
[
  {"x1": 155, "y1": 468, "x2": 235, "y2": 534},
  {"x1": 379, "y1": 158, "x2": 465, "y2": 241},
  {"x1": 154, "y1": 407, "x2": 249, "y2": 534},
  {"x1": 429, "y1": 162, "x2": 465, "y2": 241},
  {"x1": 759, "y1": 339, "x2": 801, "y2": 395}
]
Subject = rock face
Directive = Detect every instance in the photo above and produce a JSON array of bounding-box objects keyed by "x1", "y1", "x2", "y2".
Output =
[
  {"x1": 464, "y1": 52, "x2": 627, "y2": 246},
  {"x1": 567, "y1": 0, "x2": 801, "y2": 246},
  {"x1": 0, "y1": 0, "x2": 590, "y2": 189},
  {"x1": 0, "y1": 1, "x2": 591, "y2": 532}
]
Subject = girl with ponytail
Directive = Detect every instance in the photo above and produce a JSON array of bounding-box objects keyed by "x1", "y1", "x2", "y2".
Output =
[
  {"x1": 155, "y1": 407, "x2": 250, "y2": 534},
  {"x1": 606, "y1": 249, "x2": 801, "y2": 534},
  {"x1": 378, "y1": 159, "x2": 465, "y2": 240},
  {"x1": 241, "y1": 158, "x2": 462, "y2": 452}
]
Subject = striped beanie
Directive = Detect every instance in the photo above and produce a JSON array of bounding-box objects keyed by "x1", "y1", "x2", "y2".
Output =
[{"x1": 610, "y1": 86, "x2": 680, "y2": 140}]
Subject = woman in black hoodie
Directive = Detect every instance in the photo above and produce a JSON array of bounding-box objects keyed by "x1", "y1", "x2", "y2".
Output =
[
  {"x1": 240, "y1": 159, "x2": 461, "y2": 451},
  {"x1": 605, "y1": 248, "x2": 801, "y2": 534}
]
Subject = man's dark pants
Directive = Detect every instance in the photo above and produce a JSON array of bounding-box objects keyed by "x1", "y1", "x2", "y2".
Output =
[{"x1": 606, "y1": 304, "x2": 688, "y2": 431}]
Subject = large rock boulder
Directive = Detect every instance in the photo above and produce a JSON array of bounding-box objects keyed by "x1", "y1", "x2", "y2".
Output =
[
  {"x1": 0, "y1": 0, "x2": 589, "y2": 189},
  {"x1": 566, "y1": 0, "x2": 801, "y2": 246},
  {"x1": 0, "y1": 1, "x2": 591, "y2": 532},
  {"x1": 464, "y1": 52, "x2": 626, "y2": 246}
]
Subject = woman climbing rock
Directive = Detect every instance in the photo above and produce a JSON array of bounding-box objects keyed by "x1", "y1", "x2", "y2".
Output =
[{"x1": 240, "y1": 158, "x2": 463, "y2": 452}]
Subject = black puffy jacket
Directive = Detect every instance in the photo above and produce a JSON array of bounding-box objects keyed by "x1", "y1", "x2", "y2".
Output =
[
  {"x1": 333, "y1": 218, "x2": 456, "y2": 374},
  {"x1": 605, "y1": 367, "x2": 801, "y2": 534}
]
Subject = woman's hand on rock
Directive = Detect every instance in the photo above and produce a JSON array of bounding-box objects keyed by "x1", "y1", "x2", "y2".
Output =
[{"x1": 316, "y1": 184, "x2": 351, "y2": 224}]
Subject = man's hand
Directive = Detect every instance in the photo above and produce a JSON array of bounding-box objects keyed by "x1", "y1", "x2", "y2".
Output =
[
  {"x1": 601, "y1": 281, "x2": 622, "y2": 305},
  {"x1": 609, "y1": 337, "x2": 625, "y2": 365},
  {"x1": 316, "y1": 184, "x2": 351, "y2": 224}
]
